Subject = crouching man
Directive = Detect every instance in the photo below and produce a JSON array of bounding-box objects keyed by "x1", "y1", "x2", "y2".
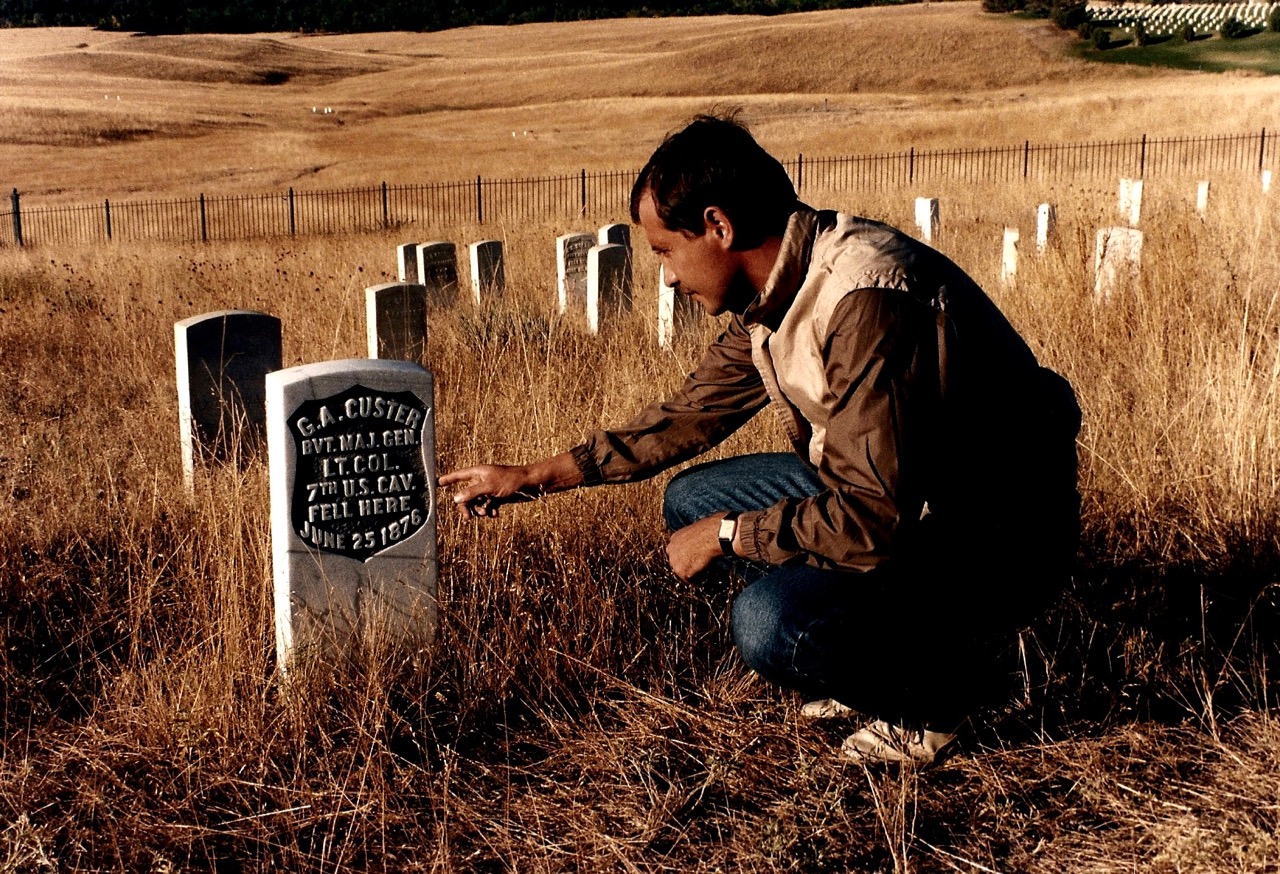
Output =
[{"x1": 440, "y1": 113, "x2": 1080, "y2": 766}]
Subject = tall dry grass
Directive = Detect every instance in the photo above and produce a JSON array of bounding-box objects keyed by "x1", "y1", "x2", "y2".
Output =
[{"x1": 1, "y1": 166, "x2": 1279, "y2": 869}]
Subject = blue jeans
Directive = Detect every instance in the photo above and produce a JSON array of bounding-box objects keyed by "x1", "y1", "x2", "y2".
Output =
[{"x1": 664, "y1": 453, "x2": 997, "y2": 727}]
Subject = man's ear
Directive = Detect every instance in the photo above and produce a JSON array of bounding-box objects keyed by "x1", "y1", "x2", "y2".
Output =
[{"x1": 702, "y1": 206, "x2": 735, "y2": 249}]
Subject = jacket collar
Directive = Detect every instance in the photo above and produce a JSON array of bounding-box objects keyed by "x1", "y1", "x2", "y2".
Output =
[{"x1": 742, "y1": 206, "x2": 820, "y2": 331}]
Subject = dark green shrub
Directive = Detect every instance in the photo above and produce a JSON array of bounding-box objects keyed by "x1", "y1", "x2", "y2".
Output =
[
  {"x1": 1091, "y1": 25, "x2": 1111, "y2": 48},
  {"x1": 1077, "y1": 20, "x2": 1094, "y2": 39},
  {"x1": 1133, "y1": 21, "x2": 1150, "y2": 45},
  {"x1": 1180, "y1": 22, "x2": 1195, "y2": 41},
  {"x1": 1052, "y1": 0, "x2": 1088, "y2": 30},
  {"x1": 1220, "y1": 16, "x2": 1247, "y2": 38},
  {"x1": 1269, "y1": 7, "x2": 1280, "y2": 32}
]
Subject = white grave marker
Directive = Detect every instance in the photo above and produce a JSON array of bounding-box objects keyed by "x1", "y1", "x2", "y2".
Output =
[
  {"x1": 914, "y1": 197, "x2": 939, "y2": 243},
  {"x1": 468, "y1": 240, "x2": 505, "y2": 305},
  {"x1": 657, "y1": 265, "x2": 700, "y2": 349},
  {"x1": 556, "y1": 232, "x2": 595, "y2": 315},
  {"x1": 1118, "y1": 178, "x2": 1143, "y2": 226},
  {"x1": 1036, "y1": 203, "x2": 1057, "y2": 253},
  {"x1": 416, "y1": 241, "x2": 459, "y2": 306},
  {"x1": 587, "y1": 244, "x2": 631, "y2": 335},
  {"x1": 175, "y1": 310, "x2": 281, "y2": 494},
  {"x1": 1001, "y1": 228, "x2": 1020, "y2": 285},
  {"x1": 397, "y1": 243, "x2": 419, "y2": 283},
  {"x1": 365, "y1": 282, "x2": 428, "y2": 362},
  {"x1": 267, "y1": 359, "x2": 437, "y2": 668},
  {"x1": 1093, "y1": 227, "x2": 1144, "y2": 304},
  {"x1": 1196, "y1": 180, "x2": 1210, "y2": 215},
  {"x1": 1264, "y1": 169, "x2": 1273, "y2": 194}
]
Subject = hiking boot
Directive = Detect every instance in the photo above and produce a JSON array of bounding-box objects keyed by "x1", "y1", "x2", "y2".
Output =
[
  {"x1": 841, "y1": 719, "x2": 958, "y2": 766},
  {"x1": 800, "y1": 698, "x2": 856, "y2": 720}
]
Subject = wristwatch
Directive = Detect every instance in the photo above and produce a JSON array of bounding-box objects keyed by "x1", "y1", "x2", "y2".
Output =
[{"x1": 718, "y1": 511, "x2": 740, "y2": 556}]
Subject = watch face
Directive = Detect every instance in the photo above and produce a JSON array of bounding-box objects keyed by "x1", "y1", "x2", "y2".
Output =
[{"x1": 719, "y1": 518, "x2": 736, "y2": 540}]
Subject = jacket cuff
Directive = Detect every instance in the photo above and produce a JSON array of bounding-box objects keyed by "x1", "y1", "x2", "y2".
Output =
[
  {"x1": 734, "y1": 510, "x2": 769, "y2": 564},
  {"x1": 568, "y1": 444, "x2": 605, "y2": 487}
]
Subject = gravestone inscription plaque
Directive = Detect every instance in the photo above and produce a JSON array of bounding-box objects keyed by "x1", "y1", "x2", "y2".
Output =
[
  {"x1": 365, "y1": 282, "x2": 428, "y2": 362},
  {"x1": 557, "y1": 232, "x2": 595, "y2": 314},
  {"x1": 416, "y1": 241, "x2": 459, "y2": 306},
  {"x1": 268, "y1": 359, "x2": 437, "y2": 668}
]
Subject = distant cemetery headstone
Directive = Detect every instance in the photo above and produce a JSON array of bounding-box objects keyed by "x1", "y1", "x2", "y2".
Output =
[
  {"x1": 557, "y1": 232, "x2": 595, "y2": 314},
  {"x1": 1263, "y1": 169, "x2": 1273, "y2": 194},
  {"x1": 598, "y1": 223, "x2": 631, "y2": 249},
  {"x1": 1001, "y1": 227, "x2": 1020, "y2": 285},
  {"x1": 1036, "y1": 203, "x2": 1057, "y2": 253},
  {"x1": 365, "y1": 282, "x2": 428, "y2": 362},
  {"x1": 175, "y1": 310, "x2": 282, "y2": 494},
  {"x1": 1118, "y1": 178, "x2": 1143, "y2": 226},
  {"x1": 397, "y1": 243, "x2": 419, "y2": 283},
  {"x1": 914, "y1": 197, "x2": 939, "y2": 243},
  {"x1": 468, "y1": 240, "x2": 505, "y2": 305},
  {"x1": 1196, "y1": 180, "x2": 1210, "y2": 215},
  {"x1": 587, "y1": 244, "x2": 631, "y2": 335},
  {"x1": 267, "y1": 358, "x2": 438, "y2": 669},
  {"x1": 416, "y1": 241, "x2": 459, "y2": 305},
  {"x1": 657, "y1": 264, "x2": 700, "y2": 349},
  {"x1": 1093, "y1": 227, "x2": 1144, "y2": 304}
]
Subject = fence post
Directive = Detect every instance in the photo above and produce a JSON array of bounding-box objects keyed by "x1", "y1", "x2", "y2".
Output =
[
  {"x1": 1260, "y1": 128, "x2": 1267, "y2": 172},
  {"x1": 105, "y1": 199, "x2": 112, "y2": 241},
  {"x1": 199, "y1": 193, "x2": 208, "y2": 242},
  {"x1": 381, "y1": 181, "x2": 389, "y2": 229},
  {"x1": 797, "y1": 153, "x2": 804, "y2": 192},
  {"x1": 908, "y1": 147, "x2": 915, "y2": 184},
  {"x1": 288, "y1": 188, "x2": 296, "y2": 236},
  {"x1": 476, "y1": 175, "x2": 483, "y2": 224},
  {"x1": 1023, "y1": 141, "x2": 1030, "y2": 178},
  {"x1": 1139, "y1": 133, "x2": 1147, "y2": 178},
  {"x1": 580, "y1": 168, "x2": 587, "y2": 215},
  {"x1": 10, "y1": 188, "x2": 21, "y2": 247}
]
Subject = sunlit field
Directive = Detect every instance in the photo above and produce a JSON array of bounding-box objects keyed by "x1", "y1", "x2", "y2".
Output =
[{"x1": 3, "y1": 3, "x2": 1280, "y2": 870}]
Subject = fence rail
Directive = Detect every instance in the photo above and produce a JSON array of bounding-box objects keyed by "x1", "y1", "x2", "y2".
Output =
[{"x1": 2, "y1": 130, "x2": 1275, "y2": 249}]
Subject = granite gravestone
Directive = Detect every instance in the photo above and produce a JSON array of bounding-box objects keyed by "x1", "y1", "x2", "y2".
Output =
[
  {"x1": 468, "y1": 240, "x2": 505, "y2": 305},
  {"x1": 587, "y1": 244, "x2": 631, "y2": 335},
  {"x1": 397, "y1": 243, "x2": 419, "y2": 283},
  {"x1": 1118, "y1": 178, "x2": 1143, "y2": 226},
  {"x1": 1093, "y1": 227, "x2": 1143, "y2": 304},
  {"x1": 914, "y1": 197, "x2": 939, "y2": 243},
  {"x1": 657, "y1": 264, "x2": 700, "y2": 349},
  {"x1": 175, "y1": 310, "x2": 282, "y2": 494},
  {"x1": 365, "y1": 282, "x2": 428, "y2": 362},
  {"x1": 1196, "y1": 180, "x2": 1210, "y2": 216},
  {"x1": 416, "y1": 241, "x2": 459, "y2": 306},
  {"x1": 267, "y1": 359, "x2": 437, "y2": 668},
  {"x1": 556, "y1": 232, "x2": 595, "y2": 314}
]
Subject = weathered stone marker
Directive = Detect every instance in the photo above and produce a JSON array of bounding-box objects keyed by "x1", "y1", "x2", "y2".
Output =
[
  {"x1": 468, "y1": 240, "x2": 505, "y2": 305},
  {"x1": 416, "y1": 241, "x2": 459, "y2": 306},
  {"x1": 1001, "y1": 228, "x2": 1020, "y2": 285},
  {"x1": 397, "y1": 243, "x2": 419, "y2": 283},
  {"x1": 267, "y1": 359, "x2": 437, "y2": 669},
  {"x1": 657, "y1": 264, "x2": 700, "y2": 349},
  {"x1": 556, "y1": 232, "x2": 595, "y2": 314},
  {"x1": 175, "y1": 310, "x2": 282, "y2": 494},
  {"x1": 598, "y1": 223, "x2": 631, "y2": 249},
  {"x1": 365, "y1": 282, "x2": 428, "y2": 362},
  {"x1": 1118, "y1": 178, "x2": 1143, "y2": 226},
  {"x1": 1093, "y1": 227, "x2": 1144, "y2": 304},
  {"x1": 1264, "y1": 169, "x2": 1273, "y2": 194},
  {"x1": 1036, "y1": 203, "x2": 1056, "y2": 253},
  {"x1": 586, "y1": 243, "x2": 631, "y2": 334},
  {"x1": 914, "y1": 197, "x2": 939, "y2": 243},
  {"x1": 1196, "y1": 180, "x2": 1210, "y2": 215}
]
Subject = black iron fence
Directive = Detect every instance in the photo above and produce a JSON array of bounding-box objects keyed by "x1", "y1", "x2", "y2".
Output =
[{"x1": 2, "y1": 130, "x2": 1274, "y2": 248}]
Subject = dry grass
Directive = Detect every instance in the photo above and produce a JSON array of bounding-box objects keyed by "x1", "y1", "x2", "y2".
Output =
[
  {"x1": 4, "y1": 4, "x2": 1280, "y2": 201},
  {"x1": 2, "y1": 170, "x2": 1280, "y2": 869},
  {"x1": 2, "y1": 5, "x2": 1280, "y2": 870}
]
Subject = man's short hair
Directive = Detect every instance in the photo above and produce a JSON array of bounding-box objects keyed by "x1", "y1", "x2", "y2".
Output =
[{"x1": 630, "y1": 113, "x2": 799, "y2": 250}]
